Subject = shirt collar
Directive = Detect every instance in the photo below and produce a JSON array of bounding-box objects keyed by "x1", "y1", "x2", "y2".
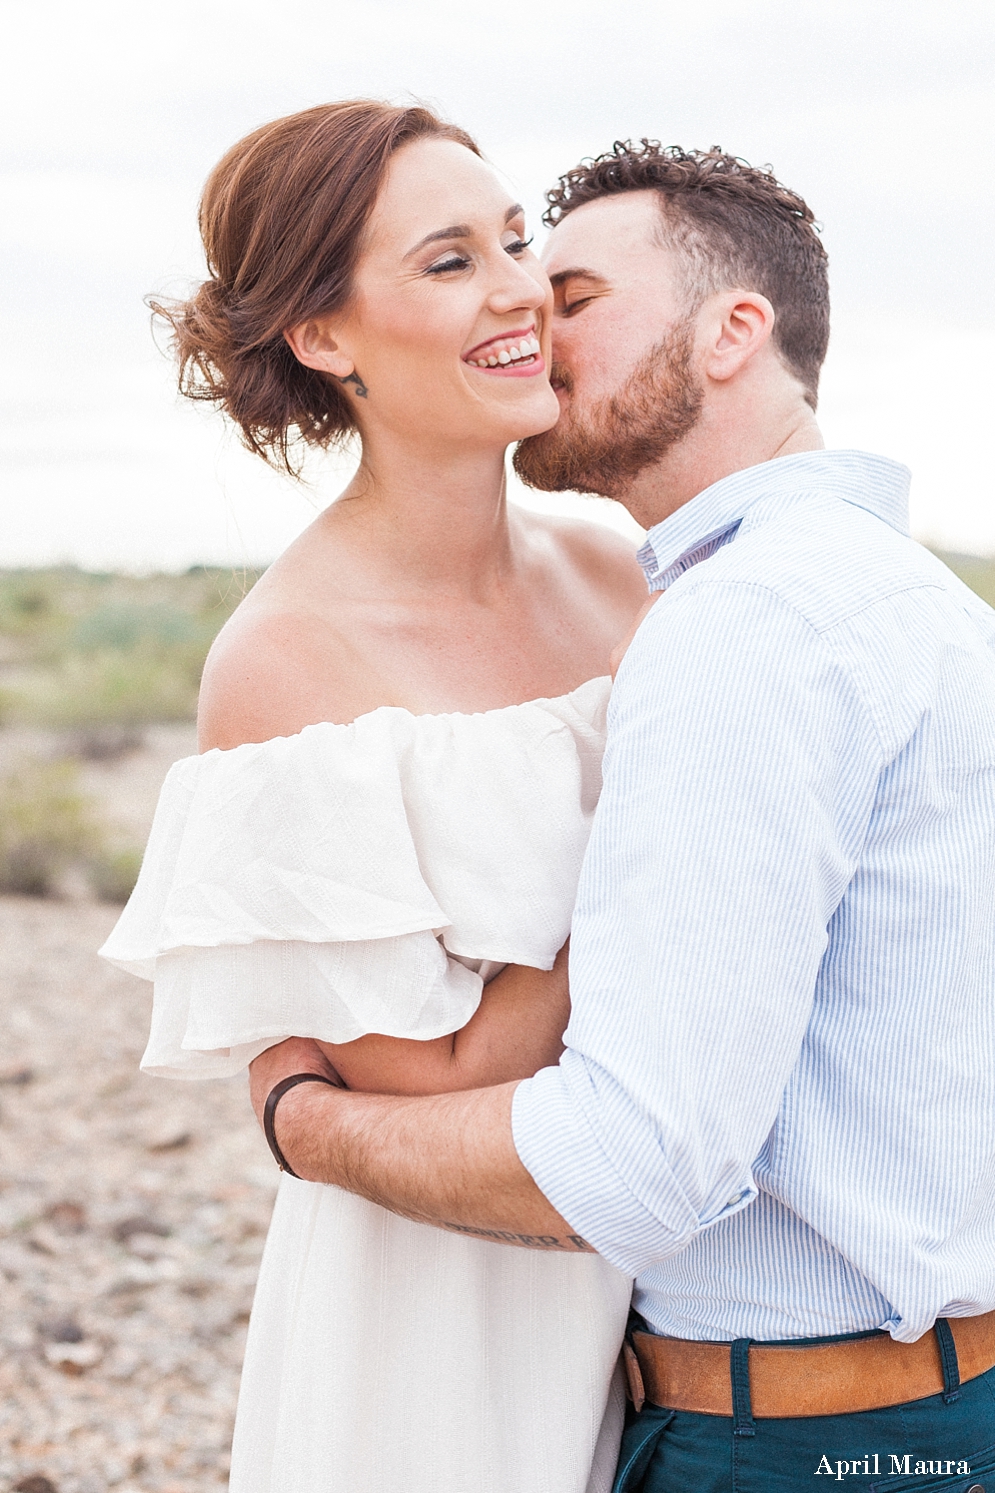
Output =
[{"x1": 637, "y1": 449, "x2": 912, "y2": 591}]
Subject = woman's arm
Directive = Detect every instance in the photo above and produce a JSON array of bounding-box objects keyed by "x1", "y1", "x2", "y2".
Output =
[{"x1": 314, "y1": 944, "x2": 570, "y2": 1096}]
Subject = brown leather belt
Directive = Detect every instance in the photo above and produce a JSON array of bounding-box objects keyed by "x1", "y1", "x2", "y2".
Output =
[{"x1": 626, "y1": 1311, "x2": 995, "y2": 1419}]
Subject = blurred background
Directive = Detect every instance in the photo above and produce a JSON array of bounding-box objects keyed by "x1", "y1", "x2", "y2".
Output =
[
  {"x1": 3, "y1": 0, "x2": 995, "y2": 569},
  {"x1": 0, "y1": 2, "x2": 993, "y2": 1490}
]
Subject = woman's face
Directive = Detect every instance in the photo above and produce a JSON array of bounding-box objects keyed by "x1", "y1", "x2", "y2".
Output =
[{"x1": 303, "y1": 137, "x2": 559, "y2": 453}]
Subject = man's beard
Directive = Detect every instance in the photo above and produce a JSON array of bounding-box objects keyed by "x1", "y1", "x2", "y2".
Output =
[{"x1": 513, "y1": 318, "x2": 703, "y2": 499}]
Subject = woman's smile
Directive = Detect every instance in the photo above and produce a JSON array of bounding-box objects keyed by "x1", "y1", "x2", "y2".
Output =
[{"x1": 462, "y1": 327, "x2": 545, "y2": 376}]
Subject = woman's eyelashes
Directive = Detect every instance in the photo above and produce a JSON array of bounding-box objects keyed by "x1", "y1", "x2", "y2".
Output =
[
  {"x1": 423, "y1": 236, "x2": 534, "y2": 277},
  {"x1": 425, "y1": 253, "x2": 472, "y2": 276}
]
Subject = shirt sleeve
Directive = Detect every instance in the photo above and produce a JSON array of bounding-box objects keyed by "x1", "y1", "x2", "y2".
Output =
[{"x1": 512, "y1": 579, "x2": 883, "y2": 1277}]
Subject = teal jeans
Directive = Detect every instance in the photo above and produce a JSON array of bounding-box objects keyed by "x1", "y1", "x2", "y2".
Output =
[{"x1": 614, "y1": 1329, "x2": 995, "y2": 1493}]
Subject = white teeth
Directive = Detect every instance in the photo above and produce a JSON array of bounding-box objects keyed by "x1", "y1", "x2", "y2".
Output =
[{"x1": 467, "y1": 336, "x2": 539, "y2": 368}]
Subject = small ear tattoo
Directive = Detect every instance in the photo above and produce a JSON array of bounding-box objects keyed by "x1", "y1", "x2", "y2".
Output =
[{"x1": 337, "y1": 371, "x2": 368, "y2": 398}]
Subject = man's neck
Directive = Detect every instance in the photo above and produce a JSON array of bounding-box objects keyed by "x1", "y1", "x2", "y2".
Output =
[{"x1": 619, "y1": 398, "x2": 825, "y2": 533}]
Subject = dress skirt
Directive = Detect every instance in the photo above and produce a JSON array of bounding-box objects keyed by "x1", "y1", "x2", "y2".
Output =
[{"x1": 228, "y1": 1174, "x2": 632, "y2": 1493}]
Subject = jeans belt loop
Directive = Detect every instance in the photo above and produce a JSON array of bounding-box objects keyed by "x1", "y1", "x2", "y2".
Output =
[
  {"x1": 730, "y1": 1338, "x2": 756, "y2": 1437},
  {"x1": 934, "y1": 1318, "x2": 962, "y2": 1405}
]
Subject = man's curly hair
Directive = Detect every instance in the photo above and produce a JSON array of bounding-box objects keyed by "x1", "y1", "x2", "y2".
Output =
[{"x1": 545, "y1": 142, "x2": 829, "y2": 408}]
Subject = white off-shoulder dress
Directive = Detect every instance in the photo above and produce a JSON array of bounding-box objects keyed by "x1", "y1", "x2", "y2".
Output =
[{"x1": 99, "y1": 677, "x2": 632, "y2": 1493}]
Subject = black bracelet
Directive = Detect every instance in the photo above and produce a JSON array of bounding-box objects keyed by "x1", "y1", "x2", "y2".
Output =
[{"x1": 263, "y1": 1072, "x2": 343, "y2": 1179}]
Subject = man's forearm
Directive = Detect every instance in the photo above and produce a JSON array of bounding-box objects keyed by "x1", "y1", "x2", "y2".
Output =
[{"x1": 269, "y1": 1070, "x2": 595, "y2": 1252}]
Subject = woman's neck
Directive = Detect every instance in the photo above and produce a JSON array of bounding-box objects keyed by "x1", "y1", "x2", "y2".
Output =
[{"x1": 326, "y1": 437, "x2": 516, "y2": 599}]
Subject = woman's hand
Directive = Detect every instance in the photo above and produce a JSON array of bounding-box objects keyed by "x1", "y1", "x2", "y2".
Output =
[{"x1": 248, "y1": 1036, "x2": 343, "y2": 1130}]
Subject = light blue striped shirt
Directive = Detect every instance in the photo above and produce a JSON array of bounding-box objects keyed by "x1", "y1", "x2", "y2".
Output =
[{"x1": 513, "y1": 450, "x2": 995, "y2": 1344}]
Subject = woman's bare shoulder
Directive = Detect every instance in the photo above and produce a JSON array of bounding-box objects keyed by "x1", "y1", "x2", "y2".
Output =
[
  {"x1": 515, "y1": 507, "x2": 648, "y2": 608},
  {"x1": 197, "y1": 584, "x2": 382, "y2": 751}
]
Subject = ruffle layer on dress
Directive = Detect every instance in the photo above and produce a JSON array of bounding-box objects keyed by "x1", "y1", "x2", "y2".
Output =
[{"x1": 99, "y1": 677, "x2": 610, "y2": 1078}]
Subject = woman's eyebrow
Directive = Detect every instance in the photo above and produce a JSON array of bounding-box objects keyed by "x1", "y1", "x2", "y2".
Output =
[{"x1": 405, "y1": 204, "x2": 524, "y2": 259}]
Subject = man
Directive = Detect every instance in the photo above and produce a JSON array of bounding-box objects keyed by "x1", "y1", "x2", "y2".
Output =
[{"x1": 251, "y1": 144, "x2": 995, "y2": 1490}]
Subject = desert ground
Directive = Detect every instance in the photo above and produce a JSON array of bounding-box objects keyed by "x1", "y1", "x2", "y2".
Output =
[{"x1": 0, "y1": 727, "x2": 278, "y2": 1493}]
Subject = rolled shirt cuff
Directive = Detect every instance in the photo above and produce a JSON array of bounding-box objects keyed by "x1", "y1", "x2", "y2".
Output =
[{"x1": 512, "y1": 1055, "x2": 757, "y2": 1278}]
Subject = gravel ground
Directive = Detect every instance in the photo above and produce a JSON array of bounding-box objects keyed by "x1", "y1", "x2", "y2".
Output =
[{"x1": 0, "y1": 886, "x2": 278, "y2": 1490}]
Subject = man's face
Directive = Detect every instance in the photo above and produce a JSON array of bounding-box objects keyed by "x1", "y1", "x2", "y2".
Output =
[{"x1": 513, "y1": 191, "x2": 704, "y2": 498}]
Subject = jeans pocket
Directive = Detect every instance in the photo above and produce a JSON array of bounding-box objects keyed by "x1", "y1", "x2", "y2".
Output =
[
  {"x1": 612, "y1": 1406, "x2": 676, "y2": 1493},
  {"x1": 868, "y1": 1442, "x2": 995, "y2": 1492}
]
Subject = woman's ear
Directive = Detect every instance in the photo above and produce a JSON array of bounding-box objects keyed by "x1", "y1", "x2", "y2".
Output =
[
  {"x1": 284, "y1": 316, "x2": 355, "y2": 379},
  {"x1": 702, "y1": 291, "x2": 775, "y2": 383}
]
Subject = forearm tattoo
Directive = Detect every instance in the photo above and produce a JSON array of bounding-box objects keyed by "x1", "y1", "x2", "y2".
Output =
[{"x1": 442, "y1": 1221, "x2": 594, "y2": 1252}]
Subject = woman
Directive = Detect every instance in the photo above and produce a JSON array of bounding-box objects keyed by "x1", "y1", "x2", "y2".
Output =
[{"x1": 101, "y1": 101, "x2": 647, "y2": 1492}]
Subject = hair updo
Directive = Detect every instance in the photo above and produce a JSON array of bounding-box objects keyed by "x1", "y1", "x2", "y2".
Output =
[{"x1": 151, "y1": 101, "x2": 480, "y2": 474}]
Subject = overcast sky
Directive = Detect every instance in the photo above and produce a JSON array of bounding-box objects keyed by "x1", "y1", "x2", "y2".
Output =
[{"x1": 2, "y1": 0, "x2": 993, "y2": 569}]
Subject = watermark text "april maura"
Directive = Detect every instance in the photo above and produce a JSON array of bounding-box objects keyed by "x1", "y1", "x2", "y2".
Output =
[{"x1": 815, "y1": 1454, "x2": 972, "y2": 1479}]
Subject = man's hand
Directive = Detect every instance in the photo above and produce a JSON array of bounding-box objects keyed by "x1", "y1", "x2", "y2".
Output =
[
  {"x1": 246, "y1": 1049, "x2": 596, "y2": 1253},
  {"x1": 248, "y1": 1036, "x2": 342, "y2": 1130}
]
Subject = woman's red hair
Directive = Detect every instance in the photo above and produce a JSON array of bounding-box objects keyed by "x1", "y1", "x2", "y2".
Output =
[{"x1": 152, "y1": 101, "x2": 479, "y2": 474}]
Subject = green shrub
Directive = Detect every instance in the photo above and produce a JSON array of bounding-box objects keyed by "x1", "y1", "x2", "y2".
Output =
[
  {"x1": 0, "y1": 566, "x2": 262, "y2": 730},
  {"x1": 69, "y1": 601, "x2": 208, "y2": 653},
  {"x1": 88, "y1": 846, "x2": 144, "y2": 904},
  {"x1": 0, "y1": 758, "x2": 143, "y2": 901},
  {"x1": 937, "y1": 553, "x2": 995, "y2": 609},
  {"x1": 0, "y1": 759, "x2": 99, "y2": 896},
  {"x1": 10, "y1": 650, "x2": 201, "y2": 729}
]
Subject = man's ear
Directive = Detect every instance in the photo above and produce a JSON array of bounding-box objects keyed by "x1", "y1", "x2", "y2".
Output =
[
  {"x1": 284, "y1": 316, "x2": 355, "y2": 379},
  {"x1": 702, "y1": 291, "x2": 775, "y2": 383}
]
